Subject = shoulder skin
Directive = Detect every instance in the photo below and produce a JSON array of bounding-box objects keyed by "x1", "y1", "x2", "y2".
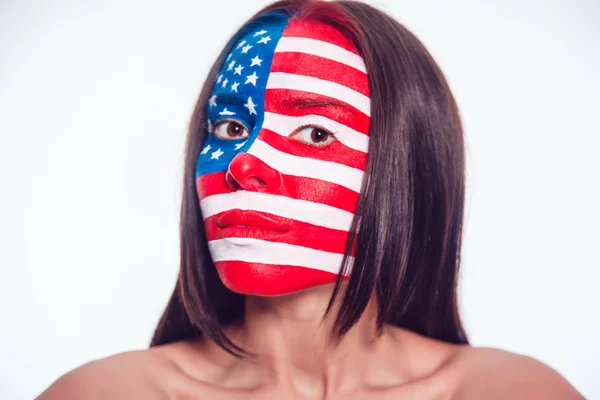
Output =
[
  {"x1": 453, "y1": 347, "x2": 584, "y2": 400},
  {"x1": 35, "y1": 349, "x2": 175, "y2": 400}
]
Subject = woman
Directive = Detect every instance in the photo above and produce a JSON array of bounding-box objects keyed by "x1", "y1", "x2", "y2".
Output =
[{"x1": 38, "y1": 0, "x2": 583, "y2": 398}]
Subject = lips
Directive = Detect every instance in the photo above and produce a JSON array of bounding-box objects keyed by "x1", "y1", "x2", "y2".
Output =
[{"x1": 216, "y1": 209, "x2": 291, "y2": 234}]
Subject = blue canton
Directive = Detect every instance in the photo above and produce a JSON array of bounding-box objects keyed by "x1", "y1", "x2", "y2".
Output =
[{"x1": 195, "y1": 19, "x2": 288, "y2": 177}]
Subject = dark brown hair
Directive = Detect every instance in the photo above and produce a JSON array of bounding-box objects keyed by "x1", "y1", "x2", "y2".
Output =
[{"x1": 151, "y1": 0, "x2": 468, "y2": 355}]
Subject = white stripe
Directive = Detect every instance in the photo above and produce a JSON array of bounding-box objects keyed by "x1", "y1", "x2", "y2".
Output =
[
  {"x1": 266, "y1": 72, "x2": 371, "y2": 117},
  {"x1": 200, "y1": 191, "x2": 354, "y2": 231},
  {"x1": 208, "y1": 237, "x2": 353, "y2": 275},
  {"x1": 248, "y1": 139, "x2": 364, "y2": 192},
  {"x1": 274, "y1": 36, "x2": 367, "y2": 73},
  {"x1": 263, "y1": 112, "x2": 369, "y2": 153}
]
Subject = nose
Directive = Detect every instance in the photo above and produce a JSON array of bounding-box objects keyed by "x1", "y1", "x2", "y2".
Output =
[{"x1": 226, "y1": 152, "x2": 282, "y2": 192}]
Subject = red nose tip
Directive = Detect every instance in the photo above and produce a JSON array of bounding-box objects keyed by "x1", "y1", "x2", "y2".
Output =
[{"x1": 226, "y1": 152, "x2": 282, "y2": 192}]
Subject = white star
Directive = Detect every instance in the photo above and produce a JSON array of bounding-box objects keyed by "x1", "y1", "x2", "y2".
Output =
[
  {"x1": 201, "y1": 144, "x2": 211, "y2": 154},
  {"x1": 236, "y1": 40, "x2": 246, "y2": 49},
  {"x1": 234, "y1": 140, "x2": 247, "y2": 150},
  {"x1": 221, "y1": 78, "x2": 228, "y2": 88},
  {"x1": 211, "y1": 148, "x2": 224, "y2": 160},
  {"x1": 219, "y1": 107, "x2": 235, "y2": 116},
  {"x1": 244, "y1": 96, "x2": 257, "y2": 115},
  {"x1": 208, "y1": 95, "x2": 217, "y2": 107},
  {"x1": 216, "y1": 74, "x2": 223, "y2": 83},
  {"x1": 241, "y1": 44, "x2": 252, "y2": 54},
  {"x1": 230, "y1": 82, "x2": 240, "y2": 92},
  {"x1": 207, "y1": 119, "x2": 213, "y2": 132},
  {"x1": 253, "y1": 30, "x2": 267, "y2": 37},
  {"x1": 226, "y1": 53, "x2": 232, "y2": 61},
  {"x1": 245, "y1": 71, "x2": 258, "y2": 86},
  {"x1": 250, "y1": 55, "x2": 262, "y2": 67},
  {"x1": 257, "y1": 36, "x2": 271, "y2": 44},
  {"x1": 234, "y1": 64, "x2": 244, "y2": 75},
  {"x1": 227, "y1": 60, "x2": 235, "y2": 71}
]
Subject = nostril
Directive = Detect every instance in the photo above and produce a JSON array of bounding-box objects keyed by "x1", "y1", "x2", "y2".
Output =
[
  {"x1": 246, "y1": 176, "x2": 267, "y2": 188},
  {"x1": 225, "y1": 171, "x2": 242, "y2": 191},
  {"x1": 226, "y1": 170, "x2": 267, "y2": 191},
  {"x1": 247, "y1": 176, "x2": 267, "y2": 186}
]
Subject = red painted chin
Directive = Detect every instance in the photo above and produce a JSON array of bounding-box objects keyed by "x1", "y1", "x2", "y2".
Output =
[{"x1": 215, "y1": 261, "x2": 339, "y2": 296}]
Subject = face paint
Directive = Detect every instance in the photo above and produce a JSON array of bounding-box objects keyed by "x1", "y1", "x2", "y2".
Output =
[{"x1": 195, "y1": 17, "x2": 370, "y2": 295}]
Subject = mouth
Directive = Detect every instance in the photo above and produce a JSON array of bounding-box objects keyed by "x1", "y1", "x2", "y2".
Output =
[{"x1": 216, "y1": 209, "x2": 291, "y2": 234}]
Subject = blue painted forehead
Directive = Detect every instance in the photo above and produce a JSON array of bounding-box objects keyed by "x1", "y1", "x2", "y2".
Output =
[{"x1": 196, "y1": 15, "x2": 290, "y2": 177}]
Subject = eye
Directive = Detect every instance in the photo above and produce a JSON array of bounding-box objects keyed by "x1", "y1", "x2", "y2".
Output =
[
  {"x1": 213, "y1": 120, "x2": 250, "y2": 140},
  {"x1": 290, "y1": 126, "x2": 336, "y2": 147}
]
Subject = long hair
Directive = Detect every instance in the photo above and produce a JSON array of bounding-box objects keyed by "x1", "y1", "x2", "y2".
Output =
[{"x1": 151, "y1": 0, "x2": 468, "y2": 355}]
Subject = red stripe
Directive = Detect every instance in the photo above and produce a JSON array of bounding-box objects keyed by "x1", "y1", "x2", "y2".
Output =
[
  {"x1": 264, "y1": 89, "x2": 370, "y2": 135},
  {"x1": 197, "y1": 171, "x2": 360, "y2": 214},
  {"x1": 257, "y1": 128, "x2": 367, "y2": 170},
  {"x1": 197, "y1": 171, "x2": 227, "y2": 198},
  {"x1": 282, "y1": 17, "x2": 360, "y2": 55},
  {"x1": 204, "y1": 212, "x2": 352, "y2": 253},
  {"x1": 215, "y1": 260, "x2": 340, "y2": 295},
  {"x1": 271, "y1": 52, "x2": 369, "y2": 96}
]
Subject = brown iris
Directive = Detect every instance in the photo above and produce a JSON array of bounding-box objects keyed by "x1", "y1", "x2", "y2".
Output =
[
  {"x1": 227, "y1": 122, "x2": 246, "y2": 138},
  {"x1": 310, "y1": 128, "x2": 329, "y2": 143},
  {"x1": 213, "y1": 120, "x2": 250, "y2": 140}
]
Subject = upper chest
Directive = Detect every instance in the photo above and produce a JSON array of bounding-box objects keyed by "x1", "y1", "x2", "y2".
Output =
[{"x1": 165, "y1": 369, "x2": 460, "y2": 400}]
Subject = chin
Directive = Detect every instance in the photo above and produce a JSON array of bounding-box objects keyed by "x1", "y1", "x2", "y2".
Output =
[{"x1": 215, "y1": 260, "x2": 339, "y2": 296}]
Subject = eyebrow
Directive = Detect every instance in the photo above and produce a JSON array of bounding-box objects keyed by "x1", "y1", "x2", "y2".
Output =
[
  {"x1": 215, "y1": 94, "x2": 247, "y2": 107},
  {"x1": 287, "y1": 97, "x2": 353, "y2": 112}
]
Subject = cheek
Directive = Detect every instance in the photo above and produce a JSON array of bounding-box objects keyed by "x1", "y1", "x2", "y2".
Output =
[
  {"x1": 195, "y1": 171, "x2": 229, "y2": 238},
  {"x1": 252, "y1": 129, "x2": 366, "y2": 214},
  {"x1": 291, "y1": 178, "x2": 361, "y2": 216},
  {"x1": 196, "y1": 171, "x2": 229, "y2": 200}
]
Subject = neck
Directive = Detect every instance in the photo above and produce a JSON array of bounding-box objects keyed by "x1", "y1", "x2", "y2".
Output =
[{"x1": 232, "y1": 283, "x2": 383, "y2": 393}]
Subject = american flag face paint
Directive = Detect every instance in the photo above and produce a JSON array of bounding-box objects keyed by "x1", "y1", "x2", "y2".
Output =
[{"x1": 195, "y1": 16, "x2": 370, "y2": 295}]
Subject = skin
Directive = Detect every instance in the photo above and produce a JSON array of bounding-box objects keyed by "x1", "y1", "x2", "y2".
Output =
[{"x1": 37, "y1": 283, "x2": 584, "y2": 399}]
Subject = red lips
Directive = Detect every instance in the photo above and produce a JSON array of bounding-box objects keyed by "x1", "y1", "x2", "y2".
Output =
[{"x1": 216, "y1": 209, "x2": 291, "y2": 233}]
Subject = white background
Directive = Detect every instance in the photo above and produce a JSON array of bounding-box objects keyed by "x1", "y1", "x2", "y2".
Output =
[{"x1": 1, "y1": 0, "x2": 598, "y2": 398}]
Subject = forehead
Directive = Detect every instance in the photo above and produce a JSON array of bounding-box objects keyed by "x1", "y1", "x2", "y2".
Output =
[
  {"x1": 265, "y1": 18, "x2": 370, "y2": 122},
  {"x1": 209, "y1": 16, "x2": 369, "y2": 120}
]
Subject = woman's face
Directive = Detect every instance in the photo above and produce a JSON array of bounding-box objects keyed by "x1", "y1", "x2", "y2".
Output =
[{"x1": 195, "y1": 17, "x2": 370, "y2": 295}]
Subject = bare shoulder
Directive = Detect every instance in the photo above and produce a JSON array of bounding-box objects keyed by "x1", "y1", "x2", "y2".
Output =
[
  {"x1": 382, "y1": 328, "x2": 584, "y2": 399},
  {"x1": 453, "y1": 346, "x2": 584, "y2": 399},
  {"x1": 36, "y1": 345, "x2": 185, "y2": 400}
]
